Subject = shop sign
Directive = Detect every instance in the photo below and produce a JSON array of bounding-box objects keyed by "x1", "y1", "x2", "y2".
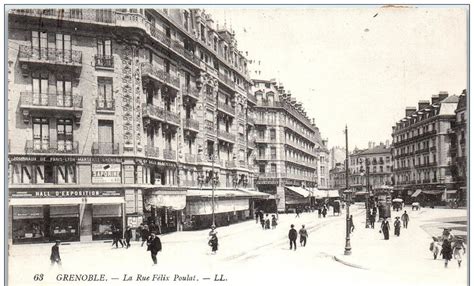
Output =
[
  {"x1": 92, "y1": 164, "x2": 122, "y2": 184},
  {"x1": 9, "y1": 155, "x2": 122, "y2": 164},
  {"x1": 135, "y1": 158, "x2": 176, "y2": 167},
  {"x1": 11, "y1": 189, "x2": 124, "y2": 198}
]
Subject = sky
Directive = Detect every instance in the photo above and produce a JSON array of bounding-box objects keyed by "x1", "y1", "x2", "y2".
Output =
[{"x1": 207, "y1": 6, "x2": 467, "y2": 150}]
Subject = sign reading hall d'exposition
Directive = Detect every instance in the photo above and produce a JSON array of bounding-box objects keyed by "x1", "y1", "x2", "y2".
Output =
[{"x1": 91, "y1": 164, "x2": 122, "y2": 184}]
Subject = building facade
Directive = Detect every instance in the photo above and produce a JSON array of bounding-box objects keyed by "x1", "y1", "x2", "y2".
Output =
[
  {"x1": 391, "y1": 92, "x2": 460, "y2": 204},
  {"x1": 329, "y1": 146, "x2": 346, "y2": 169},
  {"x1": 450, "y1": 89, "x2": 467, "y2": 204},
  {"x1": 8, "y1": 8, "x2": 268, "y2": 244},
  {"x1": 251, "y1": 79, "x2": 326, "y2": 212},
  {"x1": 329, "y1": 162, "x2": 346, "y2": 190}
]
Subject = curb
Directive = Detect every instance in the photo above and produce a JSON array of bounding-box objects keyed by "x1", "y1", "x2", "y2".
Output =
[{"x1": 332, "y1": 255, "x2": 369, "y2": 270}]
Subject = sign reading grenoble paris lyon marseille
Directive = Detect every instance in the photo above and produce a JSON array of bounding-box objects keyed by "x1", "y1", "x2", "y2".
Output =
[{"x1": 91, "y1": 164, "x2": 122, "y2": 184}]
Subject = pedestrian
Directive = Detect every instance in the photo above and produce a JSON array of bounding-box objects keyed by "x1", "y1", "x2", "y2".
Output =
[
  {"x1": 147, "y1": 232, "x2": 162, "y2": 265},
  {"x1": 369, "y1": 211, "x2": 376, "y2": 229},
  {"x1": 124, "y1": 225, "x2": 132, "y2": 248},
  {"x1": 288, "y1": 224, "x2": 298, "y2": 251},
  {"x1": 271, "y1": 215, "x2": 278, "y2": 229},
  {"x1": 430, "y1": 236, "x2": 441, "y2": 260},
  {"x1": 322, "y1": 206, "x2": 327, "y2": 218},
  {"x1": 260, "y1": 213, "x2": 265, "y2": 229},
  {"x1": 349, "y1": 215, "x2": 355, "y2": 233},
  {"x1": 50, "y1": 240, "x2": 61, "y2": 267},
  {"x1": 394, "y1": 217, "x2": 401, "y2": 237},
  {"x1": 265, "y1": 214, "x2": 271, "y2": 229},
  {"x1": 136, "y1": 223, "x2": 143, "y2": 242},
  {"x1": 111, "y1": 225, "x2": 124, "y2": 248},
  {"x1": 452, "y1": 238, "x2": 466, "y2": 267},
  {"x1": 401, "y1": 211, "x2": 409, "y2": 228},
  {"x1": 208, "y1": 225, "x2": 218, "y2": 254},
  {"x1": 299, "y1": 225, "x2": 308, "y2": 247},
  {"x1": 255, "y1": 210, "x2": 260, "y2": 224},
  {"x1": 317, "y1": 207, "x2": 322, "y2": 218},
  {"x1": 295, "y1": 208, "x2": 300, "y2": 218},
  {"x1": 141, "y1": 224, "x2": 150, "y2": 247},
  {"x1": 441, "y1": 239, "x2": 452, "y2": 268},
  {"x1": 441, "y1": 228, "x2": 454, "y2": 242},
  {"x1": 372, "y1": 206, "x2": 377, "y2": 220},
  {"x1": 380, "y1": 217, "x2": 390, "y2": 240}
]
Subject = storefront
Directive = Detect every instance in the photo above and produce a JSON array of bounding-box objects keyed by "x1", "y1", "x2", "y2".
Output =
[
  {"x1": 184, "y1": 188, "x2": 254, "y2": 230},
  {"x1": 284, "y1": 186, "x2": 312, "y2": 212},
  {"x1": 143, "y1": 187, "x2": 187, "y2": 234},
  {"x1": 9, "y1": 188, "x2": 125, "y2": 244}
]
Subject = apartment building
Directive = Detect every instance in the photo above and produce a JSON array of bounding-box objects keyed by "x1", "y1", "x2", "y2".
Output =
[{"x1": 7, "y1": 8, "x2": 267, "y2": 244}]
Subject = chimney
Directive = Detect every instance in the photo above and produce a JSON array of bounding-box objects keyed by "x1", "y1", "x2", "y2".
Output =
[
  {"x1": 431, "y1": 94, "x2": 440, "y2": 104},
  {"x1": 438, "y1": 91, "x2": 449, "y2": 101},
  {"x1": 418, "y1": 100, "x2": 430, "y2": 110},
  {"x1": 405, "y1": 107, "x2": 417, "y2": 117}
]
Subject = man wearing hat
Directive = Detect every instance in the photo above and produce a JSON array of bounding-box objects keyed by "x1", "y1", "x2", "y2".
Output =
[
  {"x1": 288, "y1": 224, "x2": 298, "y2": 250},
  {"x1": 394, "y1": 217, "x2": 401, "y2": 237},
  {"x1": 147, "y1": 232, "x2": 162, "y2": 265}
]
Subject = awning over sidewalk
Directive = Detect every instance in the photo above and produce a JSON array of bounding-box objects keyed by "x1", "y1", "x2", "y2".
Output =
[
  {"x1": 422, "y1": 190, "x2": 444, "y2": 195},
  {"x1": 285, "y1": 187, "x2": 311, "y2": 198},
  {"x1": 313, "y1": 190, "x2": 340, "y2": 199},
  {"x1": 238, "y1": 188, "x2": 271, "y2": 198},
  {"x1": 144, "y1": 189, "x2": 187, "y2": 210},
  {"x1": 187, "y1": 188, "x2": 266, "y2": 198},
  {"x1": 411, "y1": 189, "x2": 422, "y2": 198}
]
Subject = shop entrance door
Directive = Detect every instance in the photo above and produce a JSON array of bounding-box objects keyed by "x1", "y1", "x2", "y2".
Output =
[{"x1": 80, "y1": 204, "x2": 92, "y2": 242}]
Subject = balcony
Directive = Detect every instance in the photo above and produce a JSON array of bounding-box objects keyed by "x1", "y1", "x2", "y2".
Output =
[
  {"x1": 181, "y1": 85, "x2": 200, "y2": 101},
  {"x1": 19, "y1": 92, "x2": 83, "y2": 124},
  {"x1": 217, "y1": 130, "x2": 236, "y2": 143},
  {"x1": 218, "y1": 73, "x2": 236, "y2": 90},
  {"x1": 11, "y1": 9, "x2": 116, "y2": 24},
  {"x1": 92, "y1": 142, "x2": 120, "y2": 155},
  {"x1": 96, "y1": 98, "x2": 115, "y2": 113},
  {"x1": 163, "y1": 149, "x2": 176, "y2": 161},
  {"x1": 142, "y1": 104, "x2": 180, "y2": 126},
  {"x1": 25, "y1": 140, "x2": 79, "y2": 154},
  {"x1": 256, "y1": 154, "x2": 270, "y2": 161},
  {"x1": 185, "y1": 153, "x2": 196, "y2": 164},
  {"x1": 217, "y1": 101, "x2": 235, "y2": 116},
  {"x1": 184, "y1": 118, "x2": 200, "y2": 132},
  {"x1": 94, "y1": 55, "x2": 114, "y2": 69},
  {"x1": 18, "y1": 45, "x2": 82, "y2": 75},
  {"x1": 247, "y1": 94, "x2": 257, "y2": 105},
  {"x1": 145, "y1": 146, "x2": 159, "y2": 158},
  {"x1": 247, "y1": 116, "x2": 255, "y2": 126},
  {"x1": 141, "y1": 62, "x2": 180, "y2": 91}
]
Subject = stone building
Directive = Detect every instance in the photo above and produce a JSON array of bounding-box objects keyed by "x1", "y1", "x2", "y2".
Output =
[
  {"x1": 251, "y1": 79, "x2": 326, "y2": 212},
  {"x1": 7, "y1": 8, "x2": 268, "y2": 244},
  {"x1": 449, "y1": 89, "x2": 467, "y2": 204},
  {"x1": 391, "y1": 91, "x2": 460, "y2": 204}
]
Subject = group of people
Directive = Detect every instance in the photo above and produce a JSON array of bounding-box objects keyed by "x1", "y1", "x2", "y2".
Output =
[
  {"x1": 288, "y1": 224, "x2": 309, "y2": 250},
  {"x1": 431, "y1": 229, "x2": 466, "y2": 268},
  {"x1": 379, "y1": 211, "x2": 409, "y2": 240},
  {"x1": 255, "y1": 210, "x2": 279, "y2": 230}
]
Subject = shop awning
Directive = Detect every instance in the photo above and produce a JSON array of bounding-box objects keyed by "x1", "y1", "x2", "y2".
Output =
[
  {"x1": 422, "y1": 190, "x2": 444, "y2": 195},
  {"x1": 285, "y1": 187, "x2": 311, "y2": 198},
  {"x1": 9, "y1": 196, "x2": 125, "y2": 206},
  {"x1": 238, "y1": 188, "x2": 270, "y2": 198},
  {"x1": 187, "y1": 188, "x2": 260, "y2": 198},
  {"x1": 313, "y1": 190, "x2": 340, "y2": 199},
  {"x1": 146, "y1": 193, "x2": 186, "y2": 210},
  {"x1": 411, "y1": 189, "x2": 422, "y2": 198}
]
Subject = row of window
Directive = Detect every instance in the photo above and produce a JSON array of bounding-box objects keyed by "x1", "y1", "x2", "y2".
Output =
[{"x1": 394, "y1": 122, "x2": 437, "y2": 142}]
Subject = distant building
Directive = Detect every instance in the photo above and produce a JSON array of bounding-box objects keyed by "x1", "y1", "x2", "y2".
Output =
[
  {"x1": 329, "y1": 146, "x2": 346, "y2": 169},
  {"x1": 392, "y1": 91, "x2": 461, "y2": 204},
  {"x1": 450, "y1": 89, "x2": 467, "y2": 204},
  {"x1": 329, "y1": 162, "x2": 346, "y2": 190}
]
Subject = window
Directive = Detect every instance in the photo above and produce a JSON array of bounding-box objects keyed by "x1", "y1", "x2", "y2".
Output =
[
  {"x1": 57, "y1": 119, "x2": 73, "y2": 152},
  {"x1": 96, "y1": 39, "x2": 113, "y2": 67},
  {"x1": 270, "y1": 147, "x2": 276, "y2": 160},
  {"x1": 55, "y1": 33, "x2": 72, "y2": 62},
  {"x1": 259, "y1": 164, "x2": 266, "y2": 173},
  {"x1": 31, "y1": 31, "x2": 48, "y2": 60},
  {"x1": 35, "y1": 164, "x2": 54, "y2": 184},
  {"x1": 270, "y1": 163, "x2": 277, "y2": 173},
  {"x1": 258, "y1": 129, "x2": 265, "y2": 139},
  {"x1": 33, "y1": 118, "x2": 49, "y2": 151},
  {"x1": 57, "y1": 164, "x2": 76, "y2": 184},
  {"x1": 32, "y1": 72, "x2": 49, "y2": 105},
  {"x1": 270, "y1": 129, "x2": 276, "y2": 140},
  {"x1": 56, "y1": 74, "x2": 72, "y2": 107},
  {"x1": 97, "y1": 77, "x2": 114, "y2": 110}
]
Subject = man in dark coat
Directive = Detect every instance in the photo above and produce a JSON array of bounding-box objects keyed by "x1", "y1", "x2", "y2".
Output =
[
  {"x1": 381, "y1": 218, "x2": 390, "y2": 240},
  {"x1": 288, "y1": 224, "x2": 298, "y2": 250},
  {"x1": 349, "y1": 215, "x2": 355, "y2": 233},
  {"x1": 50, "y1": 240, "x2": 61, "y2": 266},
  {"x1": 124, "y1": 225, "x2": 132, "y2": 248},
  {"x1": 147, "y1": 232, "x2": 162, "y2": 265},
  {"x1": 141, "y1": 225, "x2": 150, "y2": 247},
  {"x1": 401, "y1": 211, "x2": 409, "y2": 229},
  {"x1": 369, "y1": 212, "x2": 376, "y2": 229},
  {"x1": 322, "y1": 206, "x2": 327, "y2": 218},
  {"x1": 394, "y1": 217, "x2": 401, "y2": 236},
  {"x1": 441, "y1": 239, "x2": 452, "y2": 268},
  {"x1": 111, "y1": 225, "x2": 124, "y2": 248}
]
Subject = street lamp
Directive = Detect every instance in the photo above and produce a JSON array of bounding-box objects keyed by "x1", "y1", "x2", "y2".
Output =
[
  {"x1": 344, "y1": 125, "x2": 352, "y2": 255},
  {"x1": 359, "y1": 158, "x2": 371, "y2": 228}
]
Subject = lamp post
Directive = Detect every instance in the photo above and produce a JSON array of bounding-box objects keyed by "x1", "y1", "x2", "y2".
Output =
[
  {"x1": 360, "y1": 158, "x2": 371, "y2": 228},
  {"x1": 344, "y1": 125, "x2": 352, "y2": 255}
]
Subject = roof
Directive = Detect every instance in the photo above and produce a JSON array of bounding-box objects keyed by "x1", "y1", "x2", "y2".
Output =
[
  {"x1": 456, "y1": 93, "x2": 466, "y2": 112},
  {"x1": 440, "y1": 94, "x2": 459, "y2": 104},
  {"x1": 359, "y1": 145, "x2": 392, "y2": 155},
  {"x1": 285, "y1": 186, "x2": 311, "y2": 198}
]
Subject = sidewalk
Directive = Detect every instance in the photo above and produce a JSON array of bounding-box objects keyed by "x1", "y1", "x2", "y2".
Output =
[{"x1": 327, "y1": 207, "x2": 467, "y2": 286}]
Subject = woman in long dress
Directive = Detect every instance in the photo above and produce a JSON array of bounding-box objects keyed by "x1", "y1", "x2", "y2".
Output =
[{"x1": 381, "y1": 218, "x2": 390, "y2": 240}]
